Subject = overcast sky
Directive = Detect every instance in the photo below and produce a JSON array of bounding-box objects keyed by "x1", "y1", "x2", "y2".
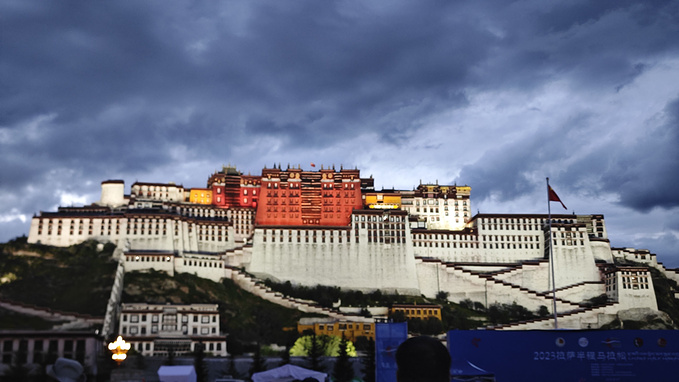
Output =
[{"x1": 2, "y1": 1, "x2": 678, "y2": 266}]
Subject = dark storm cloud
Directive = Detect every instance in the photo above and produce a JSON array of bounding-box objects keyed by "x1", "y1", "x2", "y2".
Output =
[
  {"x1": 457, "y1": 94, "x2": 679, "y2": 213},
  {"x1": 2, "y1": 0, "x2": 679, "y2": 263},
  {"x1": 597, "y1": 96, "x2": 679, "y2": 211},
  {"x1": 473, "y1": 0, "x2": 679, "y2": 92}
]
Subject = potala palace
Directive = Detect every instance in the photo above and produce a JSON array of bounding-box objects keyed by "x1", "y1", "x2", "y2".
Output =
[{"x1": 27, "y1": 164, "x2": 679, "y2": 330}]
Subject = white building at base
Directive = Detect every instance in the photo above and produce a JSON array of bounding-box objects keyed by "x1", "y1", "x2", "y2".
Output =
[{"x1": 118, "y1": 303, "x2": 227, "y2": 357}]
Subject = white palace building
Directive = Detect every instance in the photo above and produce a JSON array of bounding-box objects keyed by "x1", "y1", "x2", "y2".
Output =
[{"x1": 27, "y1": 165, "x2": 679, "y2": 330}]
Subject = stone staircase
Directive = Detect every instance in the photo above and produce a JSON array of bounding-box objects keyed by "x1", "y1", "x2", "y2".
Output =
[
  {"x1": 485, "y1": 301, "x2": 620, "y2": 330},
  {"x1": 228, "y1": 268, "x2": 372, "y2": 322}
]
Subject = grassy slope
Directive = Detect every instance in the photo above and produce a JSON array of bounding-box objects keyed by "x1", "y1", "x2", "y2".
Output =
[
  {"x1": 0, "y1": 238, "x2": 304, "y2": 345},
  {"x1": 123, "y1": 270, "x2": 304, "y2": 345},
  {"x1": 0, "y1": 238, "x2": 117, "y2": 316}
]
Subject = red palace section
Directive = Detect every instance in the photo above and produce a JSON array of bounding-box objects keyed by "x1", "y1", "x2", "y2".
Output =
[{"x1": 254, "y1": 167, "x2": 364, "y2": 226}]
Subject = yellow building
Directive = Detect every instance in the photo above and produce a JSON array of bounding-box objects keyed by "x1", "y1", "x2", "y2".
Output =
[
  {"x1": 189, "y1": 188, "x2": 212, "y2": 205},
  {"x1": 364, "y1": 192, "x2": 401, "y2": 209},
  {"x1": 297, "y1": 318, "x2": 375, "y2": 342},
  {"x1": 390, "y1": 304, "x2": 442, "y2": 321}
]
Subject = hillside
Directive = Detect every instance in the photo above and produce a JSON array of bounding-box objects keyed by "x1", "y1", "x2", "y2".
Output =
[
  {"x1": 0, "y1": 237, "x2": 117, "y2": 316},
  {"x1": 122, "y1": 270, "x2": 305, "y2": 347},
  {"x1": 0, "y1": 238, "x2": 305, "y2": 349}
]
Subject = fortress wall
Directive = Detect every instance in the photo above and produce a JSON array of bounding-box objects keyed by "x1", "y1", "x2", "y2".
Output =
[
  {"x1": 552, "y1": 245, "x2": 600, "y2": 289},
  {"x1": 128, "y1": 237, "x2": 175, "y2": 251},
  {"x1": 415, "y1": 260, "x2": 446, "y2": 298},
  {"x1": 175, "y1": 257, "x2": 229, "y2": 282},
  {"x1": 555, "y1": 282, "x2": 605, "y2": 303},
  {"x1": 495, "y1": 304, "x2": 620, "y2": 330},
  {"x1": 123, "y1": 254, "x2": 174, "y2": 275},
  {"x1": 248, "y1": 228, "x2": 419, "y2": 293},
  {"x1": 484, "y1": 281, "x2": 577, "y2": 313},
  {"x1": 424, "y1": 262, "x2": 577, "y2": 313},
  {"x1": 102, "y1": 260, "x2": 125, "y2": 337},
  {"x1": 590, "y1": 240, "x2": 614, "y2": 263},
  {"x1": 494, "y1": 262, "x2": 551, "y2": 293}
]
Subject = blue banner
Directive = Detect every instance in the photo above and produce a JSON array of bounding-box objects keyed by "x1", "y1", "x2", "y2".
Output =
[
  {"x1": 375, "y1": 322, "x2": 408, "y2": 382},
  {"x1": 448, "y1": 330, "x2": 679, "y2": 381}
]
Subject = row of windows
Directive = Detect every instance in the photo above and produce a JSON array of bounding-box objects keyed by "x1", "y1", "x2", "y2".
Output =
[
  {"x1": 416, "y1": 233, "x2": 475, "y2": 241},
  {"x1": 354, "y1": 215, "x2": 406, "y2": 222},
  {"x1": 122, "y1": 325, "x2": 217, "y2": 335},
  {"x1": 128, "y1": 255, "x2": 173, "y2": 262},
  {"x1": 264, "y1": 234, "x2": 349, "y2": 243},
  {"x1": 316, "y1": 323, "x2": 372, "y2": 331},
  {"x1": 184, "y1": 259, "x2": 223, "y2": 268},
  {"x1": 481, "y1": 224, "x2": 541, "y2": 231},
  {"x1": 413, "y1": 199, "x2": 467, "y2": 206},
  {"x1": 550, "y1": 240, "x2": 585, "y2": 247},
  {"x1": 130, "y1": 341, "x2": 222, "y2": 353},
  {"x1": 392, "y1": 308, "x2": 440, "y2": 316},
  {"x1": 551, "y1": 231, "x2": 585, "y2": 238},
  {"x1": 482, "y1": 243, "x2": 536, "y2": 250},
  {"x1": 123, "y1": 314, "x2": 216, "y2": 323},
  {"x1": 481, "y1": 218, "x2": 570, "y2": 224},
  {"x1": 416, "y1": 241, "x2": 478, "y2": 248},
  {"x1": 2, "y1": 339, "x2": 86, "y2": 365},
  {"x1": 482, "y1": 235, "x2": 540, "y2": 242}
]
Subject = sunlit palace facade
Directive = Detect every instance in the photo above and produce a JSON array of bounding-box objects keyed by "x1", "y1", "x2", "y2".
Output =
[{"x1": 27, "y1": 164, "x2": 678, "y2": 329}]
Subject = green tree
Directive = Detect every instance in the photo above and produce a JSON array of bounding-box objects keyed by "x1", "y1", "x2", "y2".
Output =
[
  {"x1": 307, "y1": 333, "x2": 324, "y2": 372},
  {"x1": 227, "y1": 353, "x2": 241, "y2": 380},
  {"x1": 5, "y1": 349, "x2": 30, "y2": 382},
  {"x1": 249, "y1": 343, "x2": 266, "y2": 378},
  {"x1": 333, "y1": 335, "x2": 354, "y2": 382},
  {"x1": 290, "y1": 335, "x2": 357, "y2": 357},
  {"x1": 361, "y1": 339, "x2": 376, "y2": 382},
  {"x1": 194, "y1": 342, "x2": 207, "y2": 382},
  {"x1": 165, "y1": 344, "x2": 176, "y2": 366},
  {"x1": 422, "y1": 317, "x2": 444, "y2": 335},
  {"x1": 280, "y1": 342, "x2": 291, "y2": 366},
  {"x1": 389, "y1": 310, "x2": 407, "y2": 323}
]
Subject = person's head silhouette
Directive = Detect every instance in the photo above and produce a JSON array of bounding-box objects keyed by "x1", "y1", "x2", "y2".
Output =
[{"x1": 396, "y1": 336, "x2": 451, "y2": 382}]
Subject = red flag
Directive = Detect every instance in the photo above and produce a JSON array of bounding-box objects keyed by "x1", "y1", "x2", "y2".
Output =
[
  {"x1": 548, "y1": 186, "x2": 567, "y2": 210},
  {"x1": 310, "y1": 162, "x2": 316, "y2": 167}
]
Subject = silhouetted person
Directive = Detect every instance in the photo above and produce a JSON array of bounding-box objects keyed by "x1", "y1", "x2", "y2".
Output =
[{"x1": 396, "y1": 336, "x2": 451, "y2": 382}]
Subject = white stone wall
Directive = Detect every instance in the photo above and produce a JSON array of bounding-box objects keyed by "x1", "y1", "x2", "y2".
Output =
[
  {"x1": 100, "y1": 182, "x2": 126, "y2": 207},
  {"x1": 124, "y1": 253, "x2": 175, "y2": 275},
  {"x1": 554, "y1": 282, "x2": 606, "y2": 303},
  {"x1": 102, "y1": 260, "x2": 126, "y2": 338},
  {"x1": 492, "y1": 261, "x2": 551, "y2": 293},
  {"x1": 474, "y1": 216, "x2": 548, "y2": 263},
  {"x1": 247, "y1": 219, "x2": 419, "y2": 293},
  {"x1": 416, "y1": 259, "x2": 581, "y2": 314},
  {"x1": 130, "y1": 183, "x2": 185, "y2": 203},
  {"x1": 591, "y1": 240, "x2": 614, "y2": 263},
  {"x1": 494, "y1": 303, "x2": 621, "y2": 330},
  {"x1": 28, "y1": 214, "x2": 237, "y2": 255},
  {"x1": 402, "y1": 196, "x2": 470, "y2": 231},
  {"x1": 176, "y1": 255, "x2": 230, "y2": 282},
  {"x1": 551, "y1": 247, "x2": 600, "y2": 289}
]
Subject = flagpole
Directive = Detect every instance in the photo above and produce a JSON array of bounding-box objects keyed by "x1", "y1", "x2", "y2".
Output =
[{"x1": 547, "y1": 177, "x2": 558, "y2": 329}]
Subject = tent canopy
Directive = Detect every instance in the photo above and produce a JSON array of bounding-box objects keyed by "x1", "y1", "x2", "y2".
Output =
[
  {"x1": 158, "y1": 365, "x2": 197, "y2": 382},
  {"x1": 252, "y1": 364, "x2": 327, "y2": 382}
]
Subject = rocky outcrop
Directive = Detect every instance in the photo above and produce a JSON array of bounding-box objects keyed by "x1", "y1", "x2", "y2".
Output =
[{"x1": 604, "y1": 308, "x2": 677, "y2": 330}]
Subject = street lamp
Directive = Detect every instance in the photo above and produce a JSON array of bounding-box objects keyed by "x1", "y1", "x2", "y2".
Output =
[{"x1": 108, "y1": 336, "x2": 131, "y2": 365}]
